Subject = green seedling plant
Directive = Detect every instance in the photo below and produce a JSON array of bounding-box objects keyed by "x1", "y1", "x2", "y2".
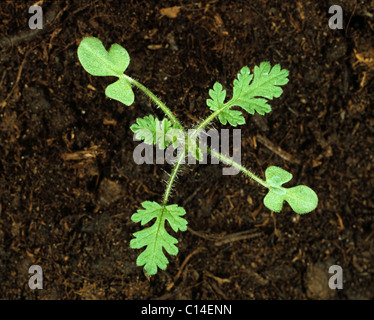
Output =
[{"x1": 77, "y1": 37, "x2": 318, "y2": 276}]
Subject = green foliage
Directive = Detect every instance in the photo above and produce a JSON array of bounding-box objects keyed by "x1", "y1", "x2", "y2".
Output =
[
  {"x1": 129, "y1": 201, "x2": 187, "y2": 276},
  {"x1": 130, "y1": 115, "x2": 203, "y2": 160},
  {"x1": 207, "y1": 63, "x2": 289, "y2": 126},
  {"x1": 264, "y1": 166, "x2": 318, "y2": 214},
  {"x1": 77, "y1": 37, "x2": 134, "y2": 105},
  {"x1": 207, "y1": 82, "x2": 246, "y2": 126},
  {"x1": 130, "y1": 115, "x2": 175, "y2": 149},
  {"x1": 77, "y1": 36, "x2": 319, "y2": 276}
]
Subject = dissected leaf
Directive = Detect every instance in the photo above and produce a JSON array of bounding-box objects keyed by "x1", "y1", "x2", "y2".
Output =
[
  {"x1": 130, "y1": 116, "x2": 203, "y2": 160},
  {"x1": 130, "y1": 201, "x2": 187, "y2": 276},
  {"x1": 264, "y1": 166, "x2": 318, "y2": 214},
  {"x1": 207, "y1": 82, "x2": 245, "y2": 126},
  {"x1": 232, "y1": 62, "x2": 289, "y2": 115},
  {"x1": 130, "y1": 115, "x2": 176, "y2": 149},
  {"x1": 77, "y1": 37, "x2": 134, "y2": 105},
  {"x1": 206, "y1": 63, "x2": 289, "y2": 126}
]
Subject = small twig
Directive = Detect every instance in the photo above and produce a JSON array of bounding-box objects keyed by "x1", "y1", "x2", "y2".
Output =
[
  {"x1": 256, "y1": 134, "x2": 301, "y2": 165},
  {"x1": 166, "y1": 246, "x2": 203, "y2": 291},
  {"x1": 182, "y1": 186, "x2": 201, "y2": 207},
  {"x1": 204, "y1": 276, "x2": 229, "y2": 299},
  {"x1": 188, "y1": 226, "x2": 262, "y2": 246},
  {"x1": 345, "y1": 0, "x2": 358, "y2": 37},
  {"x1": 1, "y1": 47, "x2": 33, "y2": 107},
  {"x1": 204, "y1": 271, "x2": 230, "y2": 285},
  {"x1": 214, "y1": 230, "x2": 262, "y2": 246},
  {"x1": 187, "y1": 226, "x2": 218, "y2": 241},
  {"x1": 0, "y1": 2, "x2": 61, "y2": 50},
  {"x1": 234, "y1": 0, "x2": 267, "y2": 20}
]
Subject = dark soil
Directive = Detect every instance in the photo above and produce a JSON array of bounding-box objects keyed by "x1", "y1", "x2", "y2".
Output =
[{"x1": 0, "y1": 0, "x2": 373, "y2": 300}]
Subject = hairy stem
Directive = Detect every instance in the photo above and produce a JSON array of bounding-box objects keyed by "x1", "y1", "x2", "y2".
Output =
[
  {"x1": 123, "y1": 74, "x2": 182, "y2": 128},
  {"x1": 162, "y1": 149, "x2": 186, "y2": 207},
  {"x1": 125, "y1": 74, "x2": 268, "y2": 203},
  {"x1": 207, "y1": 147, "x2": 268, "y2": 188},
  {"x1": 192, "y1": 100, "x2": 234, "y2": 136}
]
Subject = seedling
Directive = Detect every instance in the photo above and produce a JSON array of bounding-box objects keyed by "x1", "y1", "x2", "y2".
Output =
[{"x1": 77, "y1": 37, "x2": 318, "y2": 276}]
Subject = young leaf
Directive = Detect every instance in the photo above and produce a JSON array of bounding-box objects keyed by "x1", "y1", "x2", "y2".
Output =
[
  {"x1": 206, "y1": 63, "x2": 289, "y2": 126},
  {"x1": 207, "y1": 82, "x2": 246, "y2": 126},
  {"x1": 130, "y1": 115, "x2": 175, "y2": 149},
  {"x1": 231, "y1": 63, "x2": 289, "y2": 115},
  {"x1": 263, "y1": 166, "x2": 318, "y2": 214},
  {"x1": 130, "y1": 201, "x2": 188, "y2": 276},
  {"x1": 77, "y1": 37, "x2": 134, "y2": 105}
]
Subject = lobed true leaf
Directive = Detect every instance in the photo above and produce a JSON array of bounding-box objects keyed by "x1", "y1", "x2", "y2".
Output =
[{"x1": 130, "y1": 201, "x2": 187, "y2": 276}]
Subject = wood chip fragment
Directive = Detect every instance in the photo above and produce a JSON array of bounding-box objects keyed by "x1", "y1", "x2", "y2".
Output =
[
  {"x1": 160, "y1": 6, "x2": 181, "y2": 19},
  {"x1": 61, "y1": 146, "x2": 104, "y2": 161},
  {"x1": 147, "y1": 44, "x2": 163, "y2": 50}
]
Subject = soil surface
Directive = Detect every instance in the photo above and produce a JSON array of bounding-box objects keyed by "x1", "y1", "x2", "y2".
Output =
[{"x1": 0, "y1": 0, "x2": 373, "y2": 300}]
